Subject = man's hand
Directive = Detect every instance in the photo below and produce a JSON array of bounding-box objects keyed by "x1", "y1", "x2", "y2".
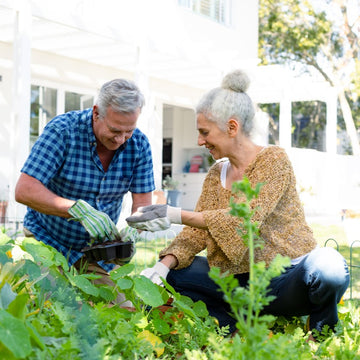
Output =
[
  {"x1": 119, "y1": 226, "x2": 141, "y2": 243},
  {"x1": 68, "y1": 200, "x2": 121, "y2": 241},
  {"x1": 140, "y1": 262, "x2": 170, "y2": 286},
  {"x1": 105, "y1": 227, "x2": 139, "y2": 266},
  {"x1": 126, "y1": 204, "x2": 181, "y2": 232}
]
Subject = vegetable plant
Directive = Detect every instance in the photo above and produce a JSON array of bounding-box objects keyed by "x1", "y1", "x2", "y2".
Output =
[{"x1": 0, "y1": 177, "x2": 360, "y2": 360}]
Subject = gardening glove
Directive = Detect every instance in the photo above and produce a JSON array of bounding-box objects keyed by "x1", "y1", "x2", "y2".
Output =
[
  {"x1": 119, "y1": 226, "x2": 141, "y2": 243},
  {"x1": 68, "y1": 199, "x2": 121, "y2": 242},
  {"x1": 126, "y1": 204, "x2": 181, "y2": 232},
  {"x1": 141, "y1": 262, "x2": 170, "y2": 286},
  {"x1": 105, "y1": 227, "x2": 140, "y2": 266}
]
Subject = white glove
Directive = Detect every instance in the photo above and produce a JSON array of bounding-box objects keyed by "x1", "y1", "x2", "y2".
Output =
[
  {"x1": 140, "y1": 262, "x2": 170, "y2": 286},
  {"x1": 126, "y1": 204, "x2": 182, "y2": 232}
]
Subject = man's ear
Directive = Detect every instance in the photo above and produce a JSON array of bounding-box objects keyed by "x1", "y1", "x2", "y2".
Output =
[
  {"x1": 93, "y1": 105, "x2": 100, "y2": 120},
  {"x1": 227, "y1": 118, "x2": 239, "y2": 137}
]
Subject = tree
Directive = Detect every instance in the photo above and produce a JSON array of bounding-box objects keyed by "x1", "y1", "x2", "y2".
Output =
[{"x1": 258, "y1": 0, "x2": 360, "y2": 155}]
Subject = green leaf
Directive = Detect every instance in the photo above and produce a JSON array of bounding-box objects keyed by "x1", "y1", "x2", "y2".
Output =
[
  {"x1": 116, "y1": 277, "x2": 133, "y2": 290},
  {"x1": 21, "y1": 239, "x2": 54, "y2": 267},
  {"x1": 133, "y1": 276, "x2": 163, "y2": 307},
  {"x1": 133, "y1": 312, "x2": 149, "y2": 329},
  {"x1": 0, "y1": 283, "x2": 16, "y2": 310},
  {"x1": 67, "y1": 273, "x2": 99, "y2": 297},
  {"x1": 152, "y1": 317, "x2": 170, "y2": 335},
  {"x1": 26, "y1": 322, "x2": 45, "y2": 350},
  {"x1": 0, "y1": 234, "x2": 12, "y2": 245},
  {"x1": 193, "y1": 300, "x2": 209, "y2": 318},
  {"x1": 7, "y1": 293, "x2": 29, "y2": 320},
  {"x1": 0, "y1": 309, "x2": 32, "y2": 358},
  {"x1": 98, "y1": 286, "x2": 116, "y2": 302},
  {"x1": 110, "y1": 263, "x2": 135, "y2": 280},
  {"x1": 19, "y1": 259, "x2": 41, "y2": 282}
]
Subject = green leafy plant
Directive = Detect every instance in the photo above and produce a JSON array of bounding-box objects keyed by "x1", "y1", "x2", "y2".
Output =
[
  {"x1": 0, "y1": 219, "x2": 360, "y2": 359},
  {"x1": 209, "y1": 177, "x2": 308, "y2": 358},
  {"x1": 162, "y1": 175, "x2": 179, "y2": 190}
]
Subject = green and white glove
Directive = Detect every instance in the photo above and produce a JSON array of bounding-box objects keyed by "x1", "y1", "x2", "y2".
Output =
[
  {"x1": 126, "y1": 204, "x2": 182, "y2": 232},
  {"x1": 105, "y1": 227, "x2": 138, "y2": 266},
  {"x1": 68, "y1": 200, "x2": 121, "y2": 242},
  {"x1": 140, "y1": 262, "x2": 170, "y2": 286},
  {"x1": 119, "y1": 226, "x2": 141, "y2": 243}
]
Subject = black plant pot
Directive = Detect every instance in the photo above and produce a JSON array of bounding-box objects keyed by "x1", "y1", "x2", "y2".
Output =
[{"x1": 81, "y1": 240, "x2": 135, "y2": 263}]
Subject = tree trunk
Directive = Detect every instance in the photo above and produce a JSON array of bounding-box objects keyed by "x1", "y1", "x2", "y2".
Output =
[{"x1": 338, "y1": 90, "x2": 360, "y2": 156}]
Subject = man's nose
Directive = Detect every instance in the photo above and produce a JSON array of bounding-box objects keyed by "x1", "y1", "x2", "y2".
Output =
[{"x1": 114, "y1": 134, "x2": 126, "y2": 143}]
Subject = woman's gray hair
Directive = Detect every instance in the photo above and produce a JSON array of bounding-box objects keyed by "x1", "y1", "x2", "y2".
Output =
[
  {"x1": 96, "y1": 79, "x2": 145, "y2": 118},
  {"x1": 195, "y1": 69, "x2": 255, "y2": 136}
]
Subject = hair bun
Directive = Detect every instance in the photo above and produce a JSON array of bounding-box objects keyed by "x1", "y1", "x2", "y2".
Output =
[{"x1": 221, "y1": 69, "x2": 250, "y2": 93}]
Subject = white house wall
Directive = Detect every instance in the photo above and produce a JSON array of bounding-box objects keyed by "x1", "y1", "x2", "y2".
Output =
[
  {"x1": 0, "y1": 44, "x2": 207, "y2": 219},
  {"x1": 0, "y1": 0, "x2": 358, "y2": 226},
  {"x1": 1, "y1": 46, "x2": 358, "y2": 222}
]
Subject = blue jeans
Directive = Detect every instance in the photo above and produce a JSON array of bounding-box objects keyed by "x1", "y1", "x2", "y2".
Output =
[{"x1": 167, "y1": 247, "x2": 349, "y2": 333}]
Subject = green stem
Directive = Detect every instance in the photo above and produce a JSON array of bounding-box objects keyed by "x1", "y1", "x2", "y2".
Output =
[{"x1": 247, "y1": 217, "x2": 255, "y2": 329}]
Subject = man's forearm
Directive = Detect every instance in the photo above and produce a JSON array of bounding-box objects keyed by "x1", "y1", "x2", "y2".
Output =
[
  {"x1": 15, "y1": 173, "x2": 75, "y2": 218},
  {"x1": 131, "y1": 192, "x2": 153, "y2": 214}
]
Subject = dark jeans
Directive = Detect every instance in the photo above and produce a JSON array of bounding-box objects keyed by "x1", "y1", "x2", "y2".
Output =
[{"x1": 167, "y1": 247, "x2": 349, "y2": 333}]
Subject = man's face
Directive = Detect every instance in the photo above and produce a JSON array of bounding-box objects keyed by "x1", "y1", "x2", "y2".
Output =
[{"x1": 92, "y1": 105, "x2": 140, "y2": 151}]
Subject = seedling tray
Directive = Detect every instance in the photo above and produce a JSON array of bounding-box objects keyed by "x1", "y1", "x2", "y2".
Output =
[{"x1": 81, "y1": 240, "x2": 134, "y2": 263}]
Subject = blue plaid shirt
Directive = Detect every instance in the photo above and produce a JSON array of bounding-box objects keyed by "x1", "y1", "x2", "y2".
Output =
[{"x1": 22, "y1": 108, "x2": 155, "y2": 271}]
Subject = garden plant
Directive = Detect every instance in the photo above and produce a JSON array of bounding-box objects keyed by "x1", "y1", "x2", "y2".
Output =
[{"x1": 0, "y1": 178, "x2": 359, "y2": 359}]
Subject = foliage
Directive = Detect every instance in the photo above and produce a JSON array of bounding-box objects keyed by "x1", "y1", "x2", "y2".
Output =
[
  {"x1": 259, "y1": 0, "x2": 335, "y2": 67},
  {"x1": 258, "y1": 0, "x2": 360, "y2": 155},
  {"x1": 1, "y1": 188, "x2": 360, "y2": 359},
  {"x1": 162, "y1": 175, "x2": 179, "y2": 190},
  {"x1": 0, "y1": 229, "x2": 221, "y2": 359},
  {"x1": 258, "y1": 100, "x2": 327, "y2": 151},
  {"x1": 291, "y1": 101, "x2": 327, "y2": 150},
  {"x1": 208, "y1": 177, "x2": 303, "y2": 358}
]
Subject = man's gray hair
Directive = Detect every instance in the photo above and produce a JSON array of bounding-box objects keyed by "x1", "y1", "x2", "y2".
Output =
[
  {"x1": 96, "y1": 79, "x2": 145, "y2": 118},
  {"x1": 196, "y1": 69, "x2": 255, "y2": 136}
]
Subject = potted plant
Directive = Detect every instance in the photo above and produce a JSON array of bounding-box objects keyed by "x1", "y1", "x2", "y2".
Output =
[{"x1": 162, "y1": 175, "x2": 181, "y2": 207}]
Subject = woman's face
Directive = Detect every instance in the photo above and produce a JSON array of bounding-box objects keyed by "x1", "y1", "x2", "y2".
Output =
[{"x1": 197, "y1": 113, "x2": 231, "y2": 160}]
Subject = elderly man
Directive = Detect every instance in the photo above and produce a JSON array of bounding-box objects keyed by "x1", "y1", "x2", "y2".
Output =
[{"x1": 15, "y1": 79, "x2": 155, "y2": 301}]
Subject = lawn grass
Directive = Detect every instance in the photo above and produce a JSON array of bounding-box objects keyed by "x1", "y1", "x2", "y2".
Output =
[{"x1": 310, "y1": 221, "x2": 360, "y2": 300}]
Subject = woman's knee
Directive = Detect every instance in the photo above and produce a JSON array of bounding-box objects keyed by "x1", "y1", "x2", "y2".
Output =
[
  {"x1": 304, "y1": 247, "x2": 349, "y2": 301},
  {"x1": 306, "y1": 248, "x2": 348, "y2": 280}
]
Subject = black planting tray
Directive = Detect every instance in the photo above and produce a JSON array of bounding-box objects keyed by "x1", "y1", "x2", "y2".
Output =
[{"x1": 81, "y1": 240, "x2": 134, "y2": 263}]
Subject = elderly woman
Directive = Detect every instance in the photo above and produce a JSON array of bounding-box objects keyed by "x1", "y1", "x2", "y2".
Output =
[{"x1": 127, "y1": 70, "x2": 349, "y2": 337}]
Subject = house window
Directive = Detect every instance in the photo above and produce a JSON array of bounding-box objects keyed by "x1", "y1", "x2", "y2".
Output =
[
  {"x1": 30, "y1": 85, "x2": 57, "y2": 149},
  {"x1": 65, "y1": 91, "x2": 94, "y2": 112},
  {"x1": 178, "y1": 0, "x2": 231, "y2": 25},
  {"x1": 30, "y1": 86, "x2": 94, "y2": 149}
]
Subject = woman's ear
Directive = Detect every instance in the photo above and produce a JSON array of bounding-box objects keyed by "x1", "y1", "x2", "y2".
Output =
[{"x1": 227, "y1": 118, "x2": 239, "y2": 137}]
